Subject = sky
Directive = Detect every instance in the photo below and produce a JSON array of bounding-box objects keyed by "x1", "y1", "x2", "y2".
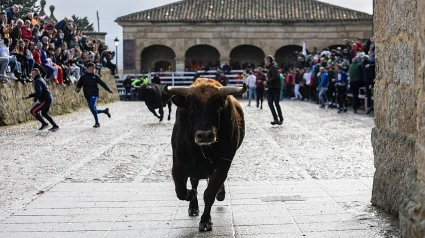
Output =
[{"x1": 41, "y1": 0, "x2": 374, "y2": 69}]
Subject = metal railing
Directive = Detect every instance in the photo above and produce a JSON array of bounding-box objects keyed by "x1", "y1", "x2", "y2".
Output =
[{"x1": 120, "y1": 70, "x2": 247, "y2": 87}]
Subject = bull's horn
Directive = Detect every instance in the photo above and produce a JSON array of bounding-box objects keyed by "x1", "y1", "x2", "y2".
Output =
[
  {"x1": 219, "y1": 83, "x2": 248, "y2": 96},
  {"x1": 162, "y1": 84, "x2": 190, "y2": 96}
]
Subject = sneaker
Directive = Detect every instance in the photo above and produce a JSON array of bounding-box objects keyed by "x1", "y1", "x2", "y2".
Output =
[
  {"x1": 260, "y1": 105, "x2": 263, "y2": 110},
  {"x1": 49, "y1": 126, "x2": 59, "y2": 132},
  {"x1": 278, "y1": 118, "x2": 284, "y2": 125},
  {"x1": 1, "y1": 78, "x2": 9, "y2": 83},
  {"x1": 337, "y1": 109, "x2": 344, "y2": 113},
  {"x1": 9, "y1": 73, "x2": 17, "y2": 80},
  {"x1": 39, "y1": 124, "x2": 49, "y2": 130},
  {"x1": 354, "y1": 110, "x2": 358, "y2": 114},
  {"x1": 343, "y1": 108, "x2": 347, "y2": 113},
  {"x1": 93, "y1": 123, "x2": 100, "y2": 128},
  {"x1": 319, "y1": 105, "x2": 325, "y2": 109},
  {"x1": 247, "y1": 104, "x2": 251, "y2": 107},
  {"x1": 105, "y1": 108, "x2": 111, "y2": 118}
]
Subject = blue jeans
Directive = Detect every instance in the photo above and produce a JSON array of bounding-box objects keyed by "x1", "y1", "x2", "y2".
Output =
[
  {"x1": 43, "y1": 64, "x2": 55, "y2": 80},
  {"x1": 319, "y1": 88, "x2": 327, "y2": 106},
  {"x1": 27, "y1": 58, "x2": 35, "y2": 72},
  {"x1": 9, "y1": 58, "x2": 17, "y2": 73},
  {"x1": 88, "y1": 96, "x2": 105, "y2": 124},
  {"x1": 248, "y1": 87, "x2": 256, "y2": 105}
]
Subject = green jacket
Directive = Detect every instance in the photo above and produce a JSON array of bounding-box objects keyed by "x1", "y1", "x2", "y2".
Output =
[
  {"x1": 132, "y1": 77, "x2": 148, "y2": 86},
  {"x1": 348, "y1": 62, "x2": 364, "y2": 83}
]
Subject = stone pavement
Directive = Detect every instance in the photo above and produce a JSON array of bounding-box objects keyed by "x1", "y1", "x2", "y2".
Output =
[{"x1": 0, "y1": 100, "x2": 399, "y2": 237}]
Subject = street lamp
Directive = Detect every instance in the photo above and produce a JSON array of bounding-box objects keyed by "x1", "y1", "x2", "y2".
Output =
[{"x1": 114, "y1": 37, "x2": 119, "y2": 75}]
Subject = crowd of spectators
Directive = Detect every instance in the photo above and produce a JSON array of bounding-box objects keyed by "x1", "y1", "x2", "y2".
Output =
[
  {"x1": 275, "y1": 37, "x2": 376, "y2": 114},
  {"x1": 0, "y1": 4, "x2": 117, "y2": 85},
  {"x1": 182, "y1": 37, "x2": 376, "y2": 114}
]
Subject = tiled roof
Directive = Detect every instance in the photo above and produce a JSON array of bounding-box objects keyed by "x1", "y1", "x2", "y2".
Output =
[{"x1": 116, "y1": 0, "x2": 372, "y2": 23}]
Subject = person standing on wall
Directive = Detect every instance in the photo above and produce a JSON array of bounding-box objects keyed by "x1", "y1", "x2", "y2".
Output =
[
  {"x1": 76, "y1": 62, "x2": 113, "y2": 128},
  {"x1": 264, "y1": 55, "x2": 283, "y2": 125},
  {"x1": 23, "y1": 68, "x2": 59, "y2": 131},
  {"x1": 255, "y1": 67, "x2": 266, "y2": 109}
]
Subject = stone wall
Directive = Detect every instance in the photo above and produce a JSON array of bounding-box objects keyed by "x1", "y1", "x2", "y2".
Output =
[
  {"x1": 0, "y1": 69, "x2": 120, "y2": 126},
  {"x1": 120, "y1": 21, "x2": 373, "y2": 73},
  {"x1": 372, "y1": 0, "x2": 425, "y2": 236}
]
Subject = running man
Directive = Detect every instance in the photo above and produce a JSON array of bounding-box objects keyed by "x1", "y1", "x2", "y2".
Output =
[
  {"x1": 24, "y1": 68, "x2": 59, "y2": 131},
  {"x1": 76, "y1": 62, "x2": 113, "y2": 128}
]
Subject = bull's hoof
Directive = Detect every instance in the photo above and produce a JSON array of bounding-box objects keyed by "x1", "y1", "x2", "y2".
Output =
[
  {"x1": 216, "y1": 192, "x2": 225, "y2": 201},
  {"x1": 188, "y1": 208, "x2": 199, "y2": 216},
  {"x1": 198, "y1": 220, "x2": 213, "y2": 231}
]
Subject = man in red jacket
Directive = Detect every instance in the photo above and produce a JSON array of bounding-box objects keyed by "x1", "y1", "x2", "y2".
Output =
[{"x1": 353, "y1": 38, "x2": 364, "y2": 58}]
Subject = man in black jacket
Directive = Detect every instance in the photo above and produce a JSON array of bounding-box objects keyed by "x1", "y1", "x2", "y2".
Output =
[
  {"x1": 265, "y1": 55, "x2": 283, "y2": 125},
  {"x1": 123, "y1": 75, "x2": 133, "y2": 101},
  {"x1": 76, "y1": 62, "x2": 114, "y2": 128},
  {"x1": 24, "y1": 69, "x2": 59, "y2": 131}
]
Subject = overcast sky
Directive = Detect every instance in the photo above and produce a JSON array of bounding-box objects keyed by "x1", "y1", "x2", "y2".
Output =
[{"x1": 42, "y1": 0, "x2": 373, "y2": 68}]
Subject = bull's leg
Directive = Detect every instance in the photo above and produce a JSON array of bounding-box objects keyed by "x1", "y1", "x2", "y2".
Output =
[
  {"x1": 172, "y1": 165, "x2": 197, "y2": 202},
  {"x1": 216, "y1": 184, "x2": 225, "y2": 201},
  {"x1": 158, "y1": 105, "x2": 164, "y2": 122},
  {"x1": 167, "y1": 101, "x2": 172, "y2": 121},
  {"x1": 188, "y1": 177, "x2": 200, "y2": 216},
  {"x1": 199, "y1": 165, "x2": 230, "y2": 232},
  {"x1": 148, "y1": 107, "x2": 161, "y2": 119}
]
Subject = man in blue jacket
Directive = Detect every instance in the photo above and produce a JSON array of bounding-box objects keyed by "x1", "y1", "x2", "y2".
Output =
[
  {"x1": 5, "y1": 5, "x2": 19, "y2": 24},
  {"x1": 24, "y1": 69, "x2": 59, "y2": 131},
  {"x1": 335, "y1": 64, "x2": 348, "y2": 113},
  {"x1": 317, "y1": 67, "x2": 329, "y2": 109}
]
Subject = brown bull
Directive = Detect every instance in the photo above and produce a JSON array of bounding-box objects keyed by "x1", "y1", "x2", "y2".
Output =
[{"x1": 163, "y1": 78, "x2": 247, "y2": 231}]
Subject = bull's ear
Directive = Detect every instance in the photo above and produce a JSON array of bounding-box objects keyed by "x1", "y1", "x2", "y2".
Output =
[{"x1": 172, "y1": 96, "x2": 186, "y2": 108}]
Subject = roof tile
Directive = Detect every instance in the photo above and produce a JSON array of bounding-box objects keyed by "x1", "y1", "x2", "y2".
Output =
[{"x1": 116, "y1": 0, "x2": 372, "y2": 23}]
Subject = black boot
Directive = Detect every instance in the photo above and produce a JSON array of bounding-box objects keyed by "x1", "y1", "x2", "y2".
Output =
[{"x1": 271, "y1": 119, "x2": 279, "y2": 125}]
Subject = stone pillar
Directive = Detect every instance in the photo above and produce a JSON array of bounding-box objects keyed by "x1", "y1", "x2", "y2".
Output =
[
  {"x1": 372, "y1": 0, "x2": 425, "y2": 236},
  {"x1": 175, "y1": 57, "x2": 185, "y2": 72}
]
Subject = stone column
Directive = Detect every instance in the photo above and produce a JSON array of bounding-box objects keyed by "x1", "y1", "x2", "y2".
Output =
[
  {"x1": 175, "y1": 57, "x2": 185, "y2": 72},
  {"x1": 372, "y1": 0, "x2": 425, "y2": 237}
]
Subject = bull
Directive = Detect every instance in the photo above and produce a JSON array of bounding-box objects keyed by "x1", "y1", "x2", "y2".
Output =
[
  {"x1": 163, "y1": 78, "x2": 247, "y2": 231},
  {"x1": 137, "y1": 84, "x2": 172, "y2": 121}
]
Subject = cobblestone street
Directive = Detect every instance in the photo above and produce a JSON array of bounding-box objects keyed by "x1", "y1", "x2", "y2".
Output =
[{"x1": 0, "y1": 100, "x2": 399, "y2": 237}]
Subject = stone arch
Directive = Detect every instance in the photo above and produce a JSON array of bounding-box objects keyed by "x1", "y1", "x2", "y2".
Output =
[
  {"x1": 275, "y1": 45, "x2": 303, "y2": 69},
  {"x1": 185, "y1": 45, "x2": 221, "y2": 70},
  {"x1": 140, "y1": 45, "x2": 176, "y2": 73},
  {"x1": 229, "y1": 45, "x2": 265, "y2": 70}
]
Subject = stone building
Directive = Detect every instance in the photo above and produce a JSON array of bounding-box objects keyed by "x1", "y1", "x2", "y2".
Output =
[
  {"x1": 116, "y1": 0, "x2": 373, "y2": 73},
  {"x1": 372, "y1": 0, "x2": 425, "y2": 236}
]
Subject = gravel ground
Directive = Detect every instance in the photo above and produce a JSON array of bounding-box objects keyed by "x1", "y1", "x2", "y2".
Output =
[{"x1": 0, "y1": 99, "x2": 398, "y2": 236}]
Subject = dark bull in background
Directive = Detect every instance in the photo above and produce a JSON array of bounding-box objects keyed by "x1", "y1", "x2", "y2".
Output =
[{"x1": 137, "y1": 84, "x2": 172, "y2": 121}]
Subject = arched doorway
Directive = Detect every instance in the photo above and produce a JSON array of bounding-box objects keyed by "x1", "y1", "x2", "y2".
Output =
[
  {"x1": 275, "y1": 45, "x2": 303, "y2": 70},
  {"x1": 230, "y1": 45, "x2": 265, "y2": 70},
  {"x1": 185, "y1": 45, "x2": 220, "y2": 70},
  {"x1": 141, "y1": 45, "x2": 176, "y2": 72}
]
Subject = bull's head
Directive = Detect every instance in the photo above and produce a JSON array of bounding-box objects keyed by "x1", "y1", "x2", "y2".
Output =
[{"x1": 163, "y1": 78, "x2": 247, "y2": 145}]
